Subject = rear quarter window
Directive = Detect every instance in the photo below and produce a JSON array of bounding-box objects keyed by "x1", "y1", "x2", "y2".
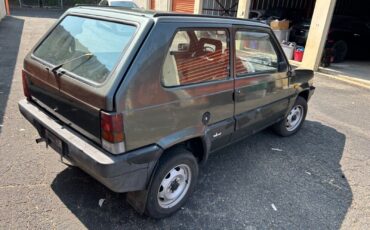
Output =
[
  {"x1": 162, "y1": 29, "x2": 230, "y2": 87},
  {"x1": 33, "y1": 15, "x2": 136, "y2": 84}
]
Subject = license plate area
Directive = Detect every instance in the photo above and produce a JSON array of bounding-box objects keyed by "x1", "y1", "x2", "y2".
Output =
[{"x1": 45, "y1": 129, "x2": 63, "y2": 153}]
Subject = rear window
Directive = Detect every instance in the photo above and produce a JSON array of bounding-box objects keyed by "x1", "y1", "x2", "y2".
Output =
[{"x1": 34, "y1": 16, "x2": 136, "y2": 84}]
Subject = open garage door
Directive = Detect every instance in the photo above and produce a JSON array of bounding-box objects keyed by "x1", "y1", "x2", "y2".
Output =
[
  {"x1": 319, "y1": 0, "x2": 370, "y2": 81},
  {"x1": 172, "y1": 0, "x2": 194, "y2": 13}
]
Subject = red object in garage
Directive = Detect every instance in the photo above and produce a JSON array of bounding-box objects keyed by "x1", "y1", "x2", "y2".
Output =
[
  {"x1": 294, "y1": 49, "x2": 304, "y2": 62},
  {"x1": 172, "y1": 0, "x2": 194, "y2": 13}
]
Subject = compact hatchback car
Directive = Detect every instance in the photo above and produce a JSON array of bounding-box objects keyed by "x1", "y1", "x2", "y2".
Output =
[{"x1": 19, "y1": 7, "x2": 315, "y2": 218}]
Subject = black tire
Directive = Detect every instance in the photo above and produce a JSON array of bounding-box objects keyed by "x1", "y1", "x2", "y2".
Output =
[
  {"x1": 333, "y1": 40, "x2": 348, "y2": 63},
  {"x1": 145, "y1": 147, "x2": 198, "y2": 219},
  {"x1": 273, "y1": 96, "x2": 307, "y2": 137}
]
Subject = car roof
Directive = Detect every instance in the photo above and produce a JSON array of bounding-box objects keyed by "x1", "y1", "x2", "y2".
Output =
[{"x1": 70, "y1": 6, "x2": 269, "y2": 28}]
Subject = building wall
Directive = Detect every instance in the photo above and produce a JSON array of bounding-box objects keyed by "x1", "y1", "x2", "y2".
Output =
[
  {"x1": 133, "y1": 0, "x2": 147, "y2": 8},
  {"x1": 156, "y1": 0, "x2": 171, "y2": 11},
  {"x1": 202, "y1": 0, "x2": 238, "y2": 16},
  {"x1": 0, "y1": 0, "x2": 6, "y2": 21}
]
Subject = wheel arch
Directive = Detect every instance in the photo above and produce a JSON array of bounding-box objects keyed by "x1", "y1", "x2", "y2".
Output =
[
  {"x1": 160, "y1": 136, "x2": 210, "y2": 165},
  {"x1": 298, "y1": 89, "x2": 310, "y2": 102},
  {"x1": 127, "y1": 136, "x2": 207, "y2": 215}
]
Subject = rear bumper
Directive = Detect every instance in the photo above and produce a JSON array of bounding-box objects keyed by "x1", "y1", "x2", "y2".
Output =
[{"x1": 18, "y1": 99, "x2": 162, "y2": 193}]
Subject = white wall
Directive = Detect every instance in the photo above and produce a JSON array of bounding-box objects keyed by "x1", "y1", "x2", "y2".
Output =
[
  {"x1": 156, "y1": 0, "x2": 171, "y2": 11},
  {"x1": 133, "y1": 0, "x2": 148, "y2": 9},
  {"x1": 0, "y1": 0, "x2": 7, "y2": 21}
]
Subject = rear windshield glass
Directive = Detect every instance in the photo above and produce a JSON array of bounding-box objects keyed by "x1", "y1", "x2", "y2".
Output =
[{"x1": 34, "y1": 16, "x2": 136, "y2": 84}]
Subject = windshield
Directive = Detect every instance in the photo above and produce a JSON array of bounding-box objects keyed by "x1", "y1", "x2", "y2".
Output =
[
  {"x1": 34, "y1": 16, "x2": 136, "y2": 84},
  {"x1": 110, "y1": 1, "x2": 138, "y2": 7}
]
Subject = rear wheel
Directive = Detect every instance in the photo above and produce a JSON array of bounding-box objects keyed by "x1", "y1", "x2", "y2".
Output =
[
  {"x1": 273, "y1": 96, "x2": 307, "y2": 137},
  {"x1": 145, "y1": 148, "x2": 198, "y2": 218}
]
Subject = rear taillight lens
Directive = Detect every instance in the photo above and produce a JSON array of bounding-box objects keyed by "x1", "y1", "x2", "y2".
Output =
[
  {"x1": 22, "y1": 70, "x2": 31, "y2": 100},
  {"x1": 100, "y1": 111, "x2": 125, "y2": 154}
]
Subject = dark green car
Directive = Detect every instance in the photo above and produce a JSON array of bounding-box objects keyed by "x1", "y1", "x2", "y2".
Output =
[{"x1": 19, "y1": 6, "x2": 315, "y2": 218}]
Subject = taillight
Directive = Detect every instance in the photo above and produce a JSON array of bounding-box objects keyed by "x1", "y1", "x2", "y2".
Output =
[
  {"x1": 100, "y1": 111, "x2": 125, "y2": 154},
  {"x1": 22, "y1": 70, "x2": 31, "y2": 100}
]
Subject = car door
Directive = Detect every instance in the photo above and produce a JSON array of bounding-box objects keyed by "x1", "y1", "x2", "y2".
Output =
[
  {"x1": 159, "y1": 25, "x2": 235, "y2": 152},
  {"x1": 232, "y1": 26, "x2": 291, "y2": 140}
]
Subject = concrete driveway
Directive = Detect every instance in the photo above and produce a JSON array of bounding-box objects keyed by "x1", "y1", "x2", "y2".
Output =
[{"x1": 0, "y1": 9, "x2": 369, "y2": 229}]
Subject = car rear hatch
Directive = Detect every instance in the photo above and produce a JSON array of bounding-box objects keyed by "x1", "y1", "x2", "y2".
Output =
[{"x1": 23, "y1": 7, "x2": 153, "y2": 150}]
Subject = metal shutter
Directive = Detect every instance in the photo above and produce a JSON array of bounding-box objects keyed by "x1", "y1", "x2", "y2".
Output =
[
  {"x1": 150, "y1": 0, "x2": 155, "y2": 9},
  {"x1": 172, "y1": 0, "x2": 195, "y2": 13}
]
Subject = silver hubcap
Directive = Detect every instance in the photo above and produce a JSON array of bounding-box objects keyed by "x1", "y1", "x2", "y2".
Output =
[
  {"x1": 157, "y1": 164, "x2": 191, "y2": 209},
  {"x1": 286, "y1": 105, "x2": 304, "y2": 132}
]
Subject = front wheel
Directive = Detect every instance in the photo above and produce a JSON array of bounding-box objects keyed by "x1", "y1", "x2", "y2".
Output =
[
  {"x1": 145, "y1": 148, "x2": 198, "y2": 219},
  {"x1": 273, "y1": 96, "x2": 307, "y2": 137}
]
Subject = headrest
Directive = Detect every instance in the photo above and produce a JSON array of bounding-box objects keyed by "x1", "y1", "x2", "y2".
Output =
[{"x1": 198, "y1": 38, "x2": 222, "y2": 51}]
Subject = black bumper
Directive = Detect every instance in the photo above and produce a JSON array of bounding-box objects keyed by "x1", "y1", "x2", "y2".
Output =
[
  {"x1": 308, "y1": 86, "x2": 316, "y2": 101},
  {"x1": 18, "y1": 99, "x2": 162, "y2": 193}
]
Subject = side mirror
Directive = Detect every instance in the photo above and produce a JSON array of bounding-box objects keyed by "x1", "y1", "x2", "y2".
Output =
[{"x1": 290, "y1": 69, "x2": 314, "y2": 84}]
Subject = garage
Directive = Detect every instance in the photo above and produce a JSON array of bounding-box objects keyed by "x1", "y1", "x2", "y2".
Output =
[
  {"x1": 172, "y1": 0, "x2": 194, "y2": 13},
  {"x1": 254, "y1": 0, "x2": 370, "y2": 78},
  {"x1": 317, "y1": 0, "x2": 370, "y2": 79},
  {"x1": 250, "y1": 0, "x2": 370, "y2": 78}
]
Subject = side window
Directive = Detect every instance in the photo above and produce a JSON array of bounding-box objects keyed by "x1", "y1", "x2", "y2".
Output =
[
  {"x1": 235, "y1": 31, "x2": 278, "y2": 76},
  {"x1": 162, "y1": 29, "x2": 229, "y2": 87}
]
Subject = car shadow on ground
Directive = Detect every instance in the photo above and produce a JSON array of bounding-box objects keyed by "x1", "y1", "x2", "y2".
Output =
[
  {"x1": 0, "y1": 16, "x2": 24, "y2": 133},
  {"x1": 51, "y1": 120, "x2": 352, "y2": 229}
]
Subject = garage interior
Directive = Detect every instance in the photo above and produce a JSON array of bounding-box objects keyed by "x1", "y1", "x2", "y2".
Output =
[{"x1": 318, "y1": 0, "x2": 370, "y2": 79}]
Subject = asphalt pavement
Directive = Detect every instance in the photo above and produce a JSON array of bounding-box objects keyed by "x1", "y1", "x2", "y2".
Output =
[{"x1": 0, "y1": 8, "x2": 369, "y2": 229}]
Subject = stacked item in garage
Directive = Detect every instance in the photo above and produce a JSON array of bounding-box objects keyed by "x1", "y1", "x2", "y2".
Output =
[
  {"x1": 270, "y1": 19, "x2": 290, "y2": 43},
  {"x1": 281, "y1": 41, "x2": 296, "y2": 60},
  {"x1": 270, "y1": 19, "x2": 301, "y2": 61}
]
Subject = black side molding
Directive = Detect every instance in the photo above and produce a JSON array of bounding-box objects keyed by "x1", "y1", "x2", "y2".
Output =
[{"x1": 127, "y1": 145, "x2": 163, "y2": 164}]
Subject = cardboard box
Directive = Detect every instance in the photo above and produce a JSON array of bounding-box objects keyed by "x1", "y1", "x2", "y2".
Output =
[{"x1": 270, "y1": 20, "x2": 290, "y2": 30}]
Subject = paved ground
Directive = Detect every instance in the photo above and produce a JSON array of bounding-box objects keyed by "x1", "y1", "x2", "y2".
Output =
[{"x1": 0, "y1": 9, "x2": 369, "y2": 229}]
